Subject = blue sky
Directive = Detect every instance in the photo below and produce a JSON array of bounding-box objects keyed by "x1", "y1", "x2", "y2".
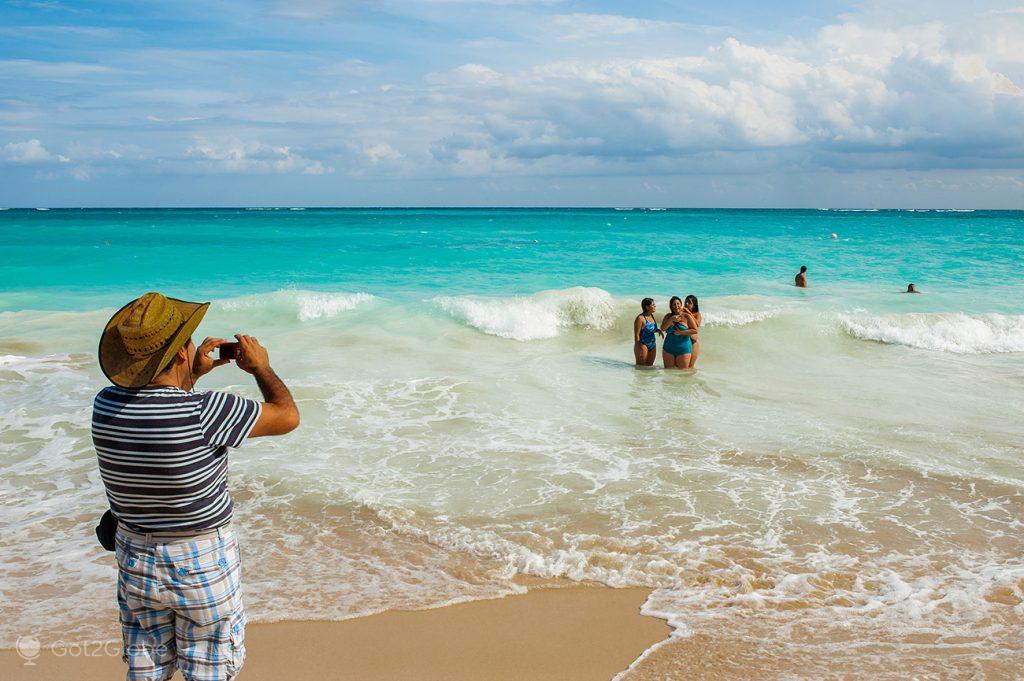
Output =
[{"x1": 1, "y1": 0, "x2": 1022, "y2": 207}]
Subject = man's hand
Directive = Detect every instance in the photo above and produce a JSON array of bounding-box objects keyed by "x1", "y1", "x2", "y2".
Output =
[
  {"x1": 192, "y1": 337, "x2": 230, "y2": 380},
  {"x1": 234, "y1": 334, "x2": 272, "y2": 375},
  {"x1": 234, "y1": 333, "x2": 300, "y2": 437}
]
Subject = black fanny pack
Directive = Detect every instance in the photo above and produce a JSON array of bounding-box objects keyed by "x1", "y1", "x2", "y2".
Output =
[{"x1": 95, "y1": 509, "x2": 118, "y2": 551}]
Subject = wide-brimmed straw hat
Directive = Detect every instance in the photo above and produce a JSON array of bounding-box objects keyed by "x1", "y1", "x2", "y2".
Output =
[{"x1": 99, "y1": 292, "x2": 209, "y2": 388}]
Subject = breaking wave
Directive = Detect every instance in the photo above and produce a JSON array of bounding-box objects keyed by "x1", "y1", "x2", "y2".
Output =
[
  {"x1": 217, "y1": 290, "x2": 374, "y2": 322},
  {"x1": 431, "y1": 287, "x2": 617, "y2": 341},
  {"x1": 701, "y1": 307, "x2": 783, "y2": 327},
  {"x1": 838, "y1": 312, "x2": 1024, "y2": 353}
]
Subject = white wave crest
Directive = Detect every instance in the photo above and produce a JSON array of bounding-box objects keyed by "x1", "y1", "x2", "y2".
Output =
[
  {"x1": 432, "y1": 287, "x2": 617, "y2": 341},
  {"x1": 218, "y1": 290, "x2": 374, "y2": 321},
  {"x1": 838, "y1": 312, "x2": 1024, "y2": 354},
  {"x1": 702, "y1": 307, "x2": 782, "y2": 327}
]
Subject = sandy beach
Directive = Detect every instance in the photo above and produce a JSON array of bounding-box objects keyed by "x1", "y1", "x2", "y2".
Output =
[{"x1": 0, "y1": 586, "x2": 669, "y2": 681}]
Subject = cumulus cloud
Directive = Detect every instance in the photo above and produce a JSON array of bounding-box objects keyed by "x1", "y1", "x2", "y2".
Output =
[
  {"x1": 399, "y1": 15, "x2": 1024, "y2": 177},
  {"x1": 1, "y1": 139, "x2": 70, "y2": 164},
  {"x1": 186, "y1": 139, "x2": 335, "y2": 175},
  {"x1": 363, "y1": 142, "x2": 403, "y2": 163},
  {"x1": 3, "y1": 2, "x2": 1023, "y2": 204}
]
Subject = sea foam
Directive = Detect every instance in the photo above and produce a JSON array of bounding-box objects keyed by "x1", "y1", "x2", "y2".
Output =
[
  {"x1": 431, "y1": 287, "x2": 617, "y2": 341},
  {"x1": 701, "y1": 307, "x2": 783, "y2": 327},
  {"x1": 217, "y1": 289, "x2": 374, "y2": 321},
  {"x1": 838, "y1": 312, "x2": 1024, "y2": 353}
]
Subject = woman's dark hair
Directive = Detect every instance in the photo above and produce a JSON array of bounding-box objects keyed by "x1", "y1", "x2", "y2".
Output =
[
  {"x1": 641, "y1": 297, "x2": 654, "y2": 311},
  {"x1": 684, "y1": 295, "x2": 699, "y2": 313},
  {"x1": 668, "y1": 296, "x2": 682, "y2": 310}
]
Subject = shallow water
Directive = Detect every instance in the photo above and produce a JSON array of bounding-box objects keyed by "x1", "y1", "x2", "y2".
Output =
[{"x1": 1, "y1": 209, "x2": 1022, "y2": 675}]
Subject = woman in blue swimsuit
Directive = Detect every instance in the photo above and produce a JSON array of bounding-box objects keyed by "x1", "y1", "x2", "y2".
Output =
[
  {"x1": 661, "y1": 296, "x2": 699, "y2": 369},
  {"x1": 633, "y1": 298, "x2": 662, "y2": 366}
]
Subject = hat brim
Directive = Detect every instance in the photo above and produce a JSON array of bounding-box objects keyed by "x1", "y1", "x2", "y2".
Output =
[{"x1": 99, "y1": 297, "x2": 209, "y2": 388}]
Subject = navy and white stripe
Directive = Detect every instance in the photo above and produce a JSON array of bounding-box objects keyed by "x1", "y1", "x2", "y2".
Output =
[{"x1": 93, "y1": 386, "x2": 261, "y2": 532}]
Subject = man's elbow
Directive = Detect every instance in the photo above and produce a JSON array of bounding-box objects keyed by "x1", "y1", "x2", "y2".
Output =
[
  {"x1": 278, "y1": 408, "x2": 300, "y2": 434},
  {"x1": 259, "y1": 405, "x2": 300, "y2": 437}
]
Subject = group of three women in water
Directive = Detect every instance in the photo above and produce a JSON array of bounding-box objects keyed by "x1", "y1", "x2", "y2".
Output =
[{"x1": 633, "y1": 295, "x2": 701, "y2": 369}]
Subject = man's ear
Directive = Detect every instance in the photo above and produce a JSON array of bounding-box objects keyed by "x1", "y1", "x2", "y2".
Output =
[{"x1": 176, "y1": 345, "x2": 189, "y2": 365}]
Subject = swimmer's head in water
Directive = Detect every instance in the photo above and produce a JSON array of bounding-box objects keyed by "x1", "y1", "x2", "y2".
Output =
[
  {"x1": 641, "y1": 297, "x2": 655, "y2": 312},
  {"x1": 800, "y1": 265, "x2": 807, "y2": 273},
  {"x1": 684, "y1": 295, "x2": 699, "y2": 313},
  {"x1": 669, "y1": 296, "x2": 683, "y2": 313},
  {"x1": 907, "y1": 283, "x2": 917, "y2": 293}
]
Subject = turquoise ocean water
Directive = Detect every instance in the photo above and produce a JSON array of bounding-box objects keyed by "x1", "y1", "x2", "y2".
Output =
[
  {"x1": 2, "y1": 208, "x2": 1023, "y2": 311},
  {"x1": 1, "y1": 208, "x2": 1022, "y2": 674}
]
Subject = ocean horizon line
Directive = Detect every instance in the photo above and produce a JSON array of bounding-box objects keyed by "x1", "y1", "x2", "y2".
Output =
[{"x1": 2, "y1": 206, "x2": 1021, "y2": 212}]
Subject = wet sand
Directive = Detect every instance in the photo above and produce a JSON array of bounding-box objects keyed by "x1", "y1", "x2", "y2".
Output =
[
  {"x1": 622, "y1": 616, "x2": 1024, "y2": 681},
  {"x1": 0, "y1": 586, "x2": 669, "y2": 681}
]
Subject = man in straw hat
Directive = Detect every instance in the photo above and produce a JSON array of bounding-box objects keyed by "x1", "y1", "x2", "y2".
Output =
[{"x1": 93, "y1": 292, "x2": 299, "y2": 681}]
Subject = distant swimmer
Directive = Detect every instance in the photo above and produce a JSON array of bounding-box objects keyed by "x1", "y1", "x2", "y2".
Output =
[
  {"x1": 661, "y1": 296, "x2": 698, "y2": 369},
  {"x1": 795, "y1": 265, "x2": 808, "y2": 288},
  {"x1": 633, "y1": 298, "x2": 662, "y2": 367},
  {"x1": 829, "y1": 233, "x2": 838, "y2": 239},
  {"x1": 683, "y1": 295, "x2": 702, "y2": 369},
  {"x1": 906, "y1": 283, "x2": 920, "y2": 293}
]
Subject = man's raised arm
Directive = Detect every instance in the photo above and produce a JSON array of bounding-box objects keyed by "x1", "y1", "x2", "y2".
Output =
[{"x1": 234, "y1": 333, "x2": 300, "y2": 437}]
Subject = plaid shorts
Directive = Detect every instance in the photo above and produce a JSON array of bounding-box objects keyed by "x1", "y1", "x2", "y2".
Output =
[{"x1": 115, "y1": 526, "x2": 246, "y2": 681}]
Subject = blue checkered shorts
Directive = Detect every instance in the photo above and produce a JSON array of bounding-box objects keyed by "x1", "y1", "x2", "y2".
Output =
[{"x1": 115, "y1": 526, "x2": 246, "y2": 681}]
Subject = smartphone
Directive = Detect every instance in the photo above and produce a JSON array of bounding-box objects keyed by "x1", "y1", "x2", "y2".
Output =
[{"x1": 218, "y1": 342, "x2": 240, "y2": 361}]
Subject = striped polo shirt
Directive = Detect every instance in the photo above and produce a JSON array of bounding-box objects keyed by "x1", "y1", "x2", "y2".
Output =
[{"x1": 92, "y1": 385, "x2": 261, "y2": 532}]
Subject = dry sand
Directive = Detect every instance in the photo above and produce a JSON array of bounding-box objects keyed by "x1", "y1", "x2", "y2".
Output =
[{"x1": 0, "y1": 586, "x2": 669, "y2": 681}]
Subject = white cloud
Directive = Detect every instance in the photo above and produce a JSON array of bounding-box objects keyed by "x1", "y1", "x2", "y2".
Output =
[
  {"x1": 324, "y1": 59, "x2": 384, "y2": 78},
  {"x1": 426, "y1": 63, "x2": 502, "y2": 86},
  {"x1": 269, "y1": 0, "x2": 350, "y2": 20},
  {"x1": 186, "y1": 139, "x2": 335, "y2": 175},
  {"x1": 2, "y1": 3, "x2": 1022, "y2": 199},
  {"x1": 414, "y1": 0, "x2": 564, "y2": 4},
  {"x1": 0, "y1": 24, "x2": 127, "y2": 40},
  {"x1": 363, "y1": 142, "x2": 403, "y2": 163},
  {"x1": 397, "y1": 15, "x2": 1024, "y2": 177},
  {"x1": 270, "y1": 0, "x2": 561, "y2": 19},
  {"x1": 982, "y1": 6, "x2": 1024, "y2": 15},
  {"x1": 462, "y1": 37, "x2": 520, "y2": 49},
  {"x1": 0, "y1": 59, "x2": 115, "y2": 78},
  {"x1": 1, "y1": 139, "x2": 70, "y2": 164},
  {"x1": 551, "y1": 13, "x2": 687, "y2": 42}
]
